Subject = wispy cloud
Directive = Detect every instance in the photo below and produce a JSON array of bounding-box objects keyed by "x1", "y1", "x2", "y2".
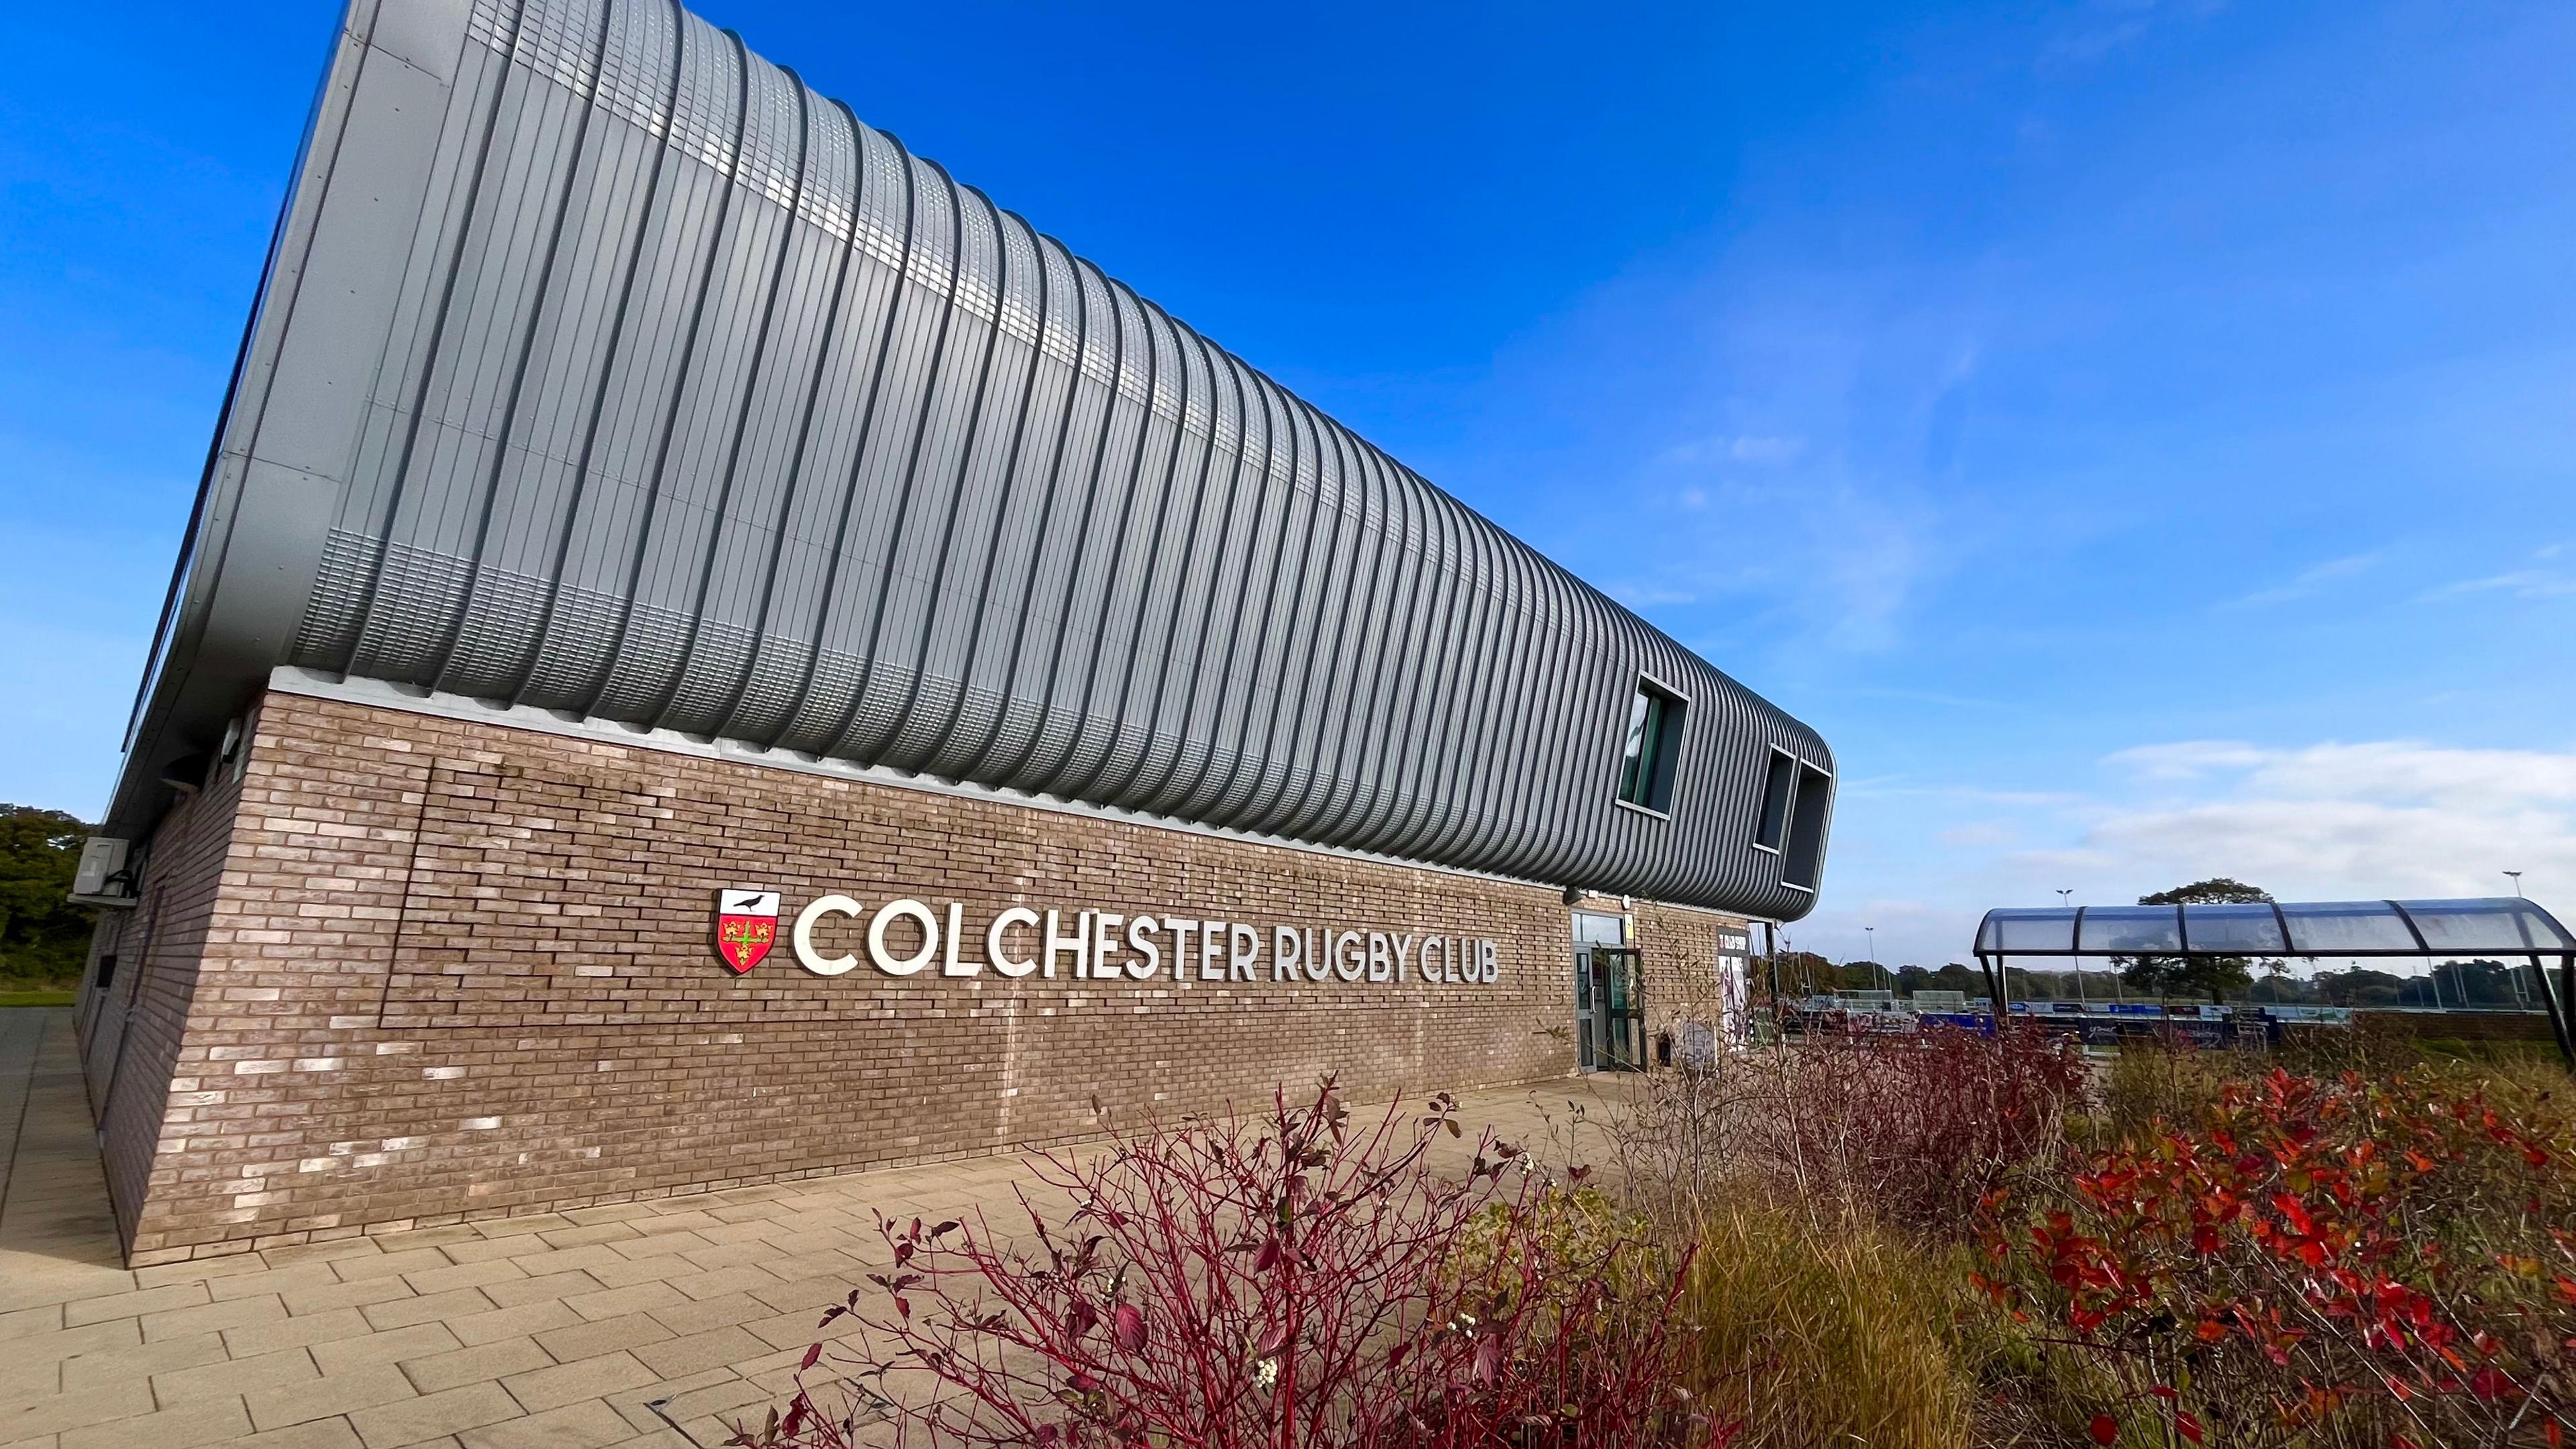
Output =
[
  {"x1": 1729, "y1": 435, "x2": 1808, "y2": 466},
  {"x1": 1654, "y1": 433, "x2": 1810, "y2": 468},
  {"x1": 2105, "y1": 739, "x2": 2276, "y2": 781},
  {"x1": 1613, "y1": 585, "x2": 1697, "y2": 607},
  {"x1": 1834, "y1": 780, "x2": 2086, "y2": 808},
  {"x1": 1832, "y1": 684, "x2": 2013, "y2": 712},
  {"x1": 2417, "y1": 569, "x2": 2576, "y2": 602},
  {"x1": 2043, "y1": 18, "x2": 2151, "y2": 67},
  {"x1": 2108, "y1": 738, "x2": 2576, "y2": 804},
  {"x1": 1623, "y1": 446, "x2": 1945, "y2": 655},
  {"x1": 2039, "y1": 0, "x2": 2229, "y2": 69},
  {"x1": 1939, "y1": 820, "x2": 2017, "y2": 848},
  {"x1": 2222, "y1": 551, "x2": 2379, "y2": 608}
]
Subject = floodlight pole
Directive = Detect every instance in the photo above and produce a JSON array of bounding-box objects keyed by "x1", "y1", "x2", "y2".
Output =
[{"x1": 2059, "y1": 890, "x2": 2086, "y2": 1010}]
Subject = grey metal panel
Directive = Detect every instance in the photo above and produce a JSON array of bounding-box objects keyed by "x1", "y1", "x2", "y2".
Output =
[
  {"x1": 114, "y1": 0, "x2": 1835, "y2": 918},
  {"x1": 113, "y1": 0, "x2": 467, "y2": 835},
  {"x1": 918, "y1": 209, "x2": 1062, "y2": 778},
  {"x1": 875, "y1": 180, "x2": 1013, "y2": 766}
]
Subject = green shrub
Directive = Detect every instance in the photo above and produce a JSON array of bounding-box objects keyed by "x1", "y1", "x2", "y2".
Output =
[{"x1": 0, "y1": 804, "x2": 95, "y2": 989}]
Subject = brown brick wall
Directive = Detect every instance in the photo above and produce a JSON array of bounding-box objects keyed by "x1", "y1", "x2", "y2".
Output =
[
  {"x1": 78, "y1": 753, "x2": 250, "y2": 1246},
  {"x1": 100, "y1": 688, "x2": 1747, "y2": 1263},
  {"x1": 1630, "y1": 897, "x2": 1743, "y2": 1032},
  {"x1": 1560, "y1": 894, "x2": 1750, "y2": 1066}
]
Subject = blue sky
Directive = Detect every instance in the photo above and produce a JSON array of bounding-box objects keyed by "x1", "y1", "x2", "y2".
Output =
[{"x1": 3, "y1": 0, "x2": 2572, "y2": 968}]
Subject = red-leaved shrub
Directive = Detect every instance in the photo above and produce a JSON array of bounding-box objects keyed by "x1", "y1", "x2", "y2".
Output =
[
  {"x1": 1979, "y1": 1065, "x2": 2576, "y2": 1447},
  {"x1": 733, "y1": 1079, "x2": 1721, "y2": 1449}
]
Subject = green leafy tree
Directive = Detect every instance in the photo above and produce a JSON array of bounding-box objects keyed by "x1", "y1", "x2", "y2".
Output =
[
  {"x1": 1838, "y1": 959, "x2": 1891, "y2": 991},
  {"x1": 1774, "y1": 950, "x2": 1836, "y2": 996},
  {"x1": 1, "y1": 805, "x2": 98, "y2": 987},
  {"x1": 2118, "y1": 877, "x2": 2271, "y2": 1006},
  {"x1": 2314, "y1": 967, "x2": 2406, "y2": 1008}
]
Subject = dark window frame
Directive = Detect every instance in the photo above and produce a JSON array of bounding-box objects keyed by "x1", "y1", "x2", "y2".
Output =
[
  {"x1": 1752, "y1": 747, "x2": 1798, "y2": 853},
  {"x1": 1612, "y1": 674, "x2": 1688, "y2": 817},
  {"x1": 1779, "y1": 761, "x2": 1833, "y2": 893}
]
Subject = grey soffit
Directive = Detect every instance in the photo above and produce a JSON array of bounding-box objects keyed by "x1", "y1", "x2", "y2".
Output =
[{"x1": 113, "y1": 0, "x2": 1835, "y2": 920}]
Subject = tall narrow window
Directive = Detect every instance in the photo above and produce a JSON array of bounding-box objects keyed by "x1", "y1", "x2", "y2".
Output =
[
  {"x1": 1781, "y1": 763, "x2": 1833, "y2": 892},
  {"x1": 1753, "y1": 749, "x2": 1797, "y2": 850},
  {"x1": 1615, "y1": 679, "x2": 1685, "y2": 813}
]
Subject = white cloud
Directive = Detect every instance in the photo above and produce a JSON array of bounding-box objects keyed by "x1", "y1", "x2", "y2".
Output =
[
  {"x1": 2057, "y1": 739, "x2": 2576, "y2": 900},
  {"x1": 1803, "y1": 739, "x2": 2576, "y2": 967}
]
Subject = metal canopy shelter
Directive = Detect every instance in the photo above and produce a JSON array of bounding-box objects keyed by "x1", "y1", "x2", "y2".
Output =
[{"x1": 1970, "y1": 898, "x2": 2576, "y2": 1070}]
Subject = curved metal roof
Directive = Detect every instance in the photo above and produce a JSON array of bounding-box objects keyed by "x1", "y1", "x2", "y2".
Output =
[
  {"x1": 1975, "y1": 898, "x2": 2576, "y2": 958},
  {"x1": 109, "y1": 0, "x2": 1834, "y2": 918}
]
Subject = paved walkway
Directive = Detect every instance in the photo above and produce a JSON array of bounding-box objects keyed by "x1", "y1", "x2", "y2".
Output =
[{"x1": 0, "y1": 1010, "x2": 1603, "y2": 1449}]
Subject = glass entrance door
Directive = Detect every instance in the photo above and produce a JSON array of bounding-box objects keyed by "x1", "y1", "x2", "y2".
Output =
[
  {"x1": 1573, "y1": 937, "x2": 1646, "y2": 1073},
  {"x1": 1572, "y1": 910, "x2": 1621, "y2": 1071},
  {"x1": 1593, "y1": 947, "x2": 1646, "y2": 1070}
]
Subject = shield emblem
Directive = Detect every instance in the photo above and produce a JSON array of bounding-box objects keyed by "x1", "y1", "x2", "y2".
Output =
[{"x1": 714, "y1": 890, "x2": 782, "y2": 975}]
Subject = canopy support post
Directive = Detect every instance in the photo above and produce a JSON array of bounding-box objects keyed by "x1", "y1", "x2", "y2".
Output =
[
  {"x1": 1763, "y1": 922, "x2": 1780, "y2": 1009},
  {"x1": 1978, "y1": 951, "x2": 2005, "y2": 1028},
  {"x1": 2559, "y1": 953, "x2": 2576, "y2": 1076},
  {"x1": 2528, "y1": 953, "x2": 2576, "y2": 1075}
]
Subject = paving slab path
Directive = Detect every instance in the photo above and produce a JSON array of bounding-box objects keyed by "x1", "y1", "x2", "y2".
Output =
[{"x1": 0, "y1": 1010, "x2": 1607, "y2": 1449}]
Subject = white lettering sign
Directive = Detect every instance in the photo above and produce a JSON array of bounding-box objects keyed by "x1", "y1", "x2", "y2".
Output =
[{"x1": 759, "y1": 890, "x2": 1503, "y2": 989}]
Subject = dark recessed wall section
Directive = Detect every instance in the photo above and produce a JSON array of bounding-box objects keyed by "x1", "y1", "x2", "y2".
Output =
[
  {"x1": 1754, "y1": 749, "x2": 1796, "y2": 851},
  {"x1": 1780, "y1": 763, "x2": 1833, "y2": 894}
]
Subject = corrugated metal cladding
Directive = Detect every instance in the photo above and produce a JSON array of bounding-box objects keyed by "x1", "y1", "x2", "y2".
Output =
[{"x1": 138, "y1": 0, "x2": 1834, "y2": 918}]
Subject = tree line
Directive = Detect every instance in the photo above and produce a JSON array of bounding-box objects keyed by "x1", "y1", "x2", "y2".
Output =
[
  {"x1": 1, "y1": 805, "x2": 98, "y2": 989},
  {"x1": 1772, "y1": 878, "x2": 2538, "y2": 1010}
]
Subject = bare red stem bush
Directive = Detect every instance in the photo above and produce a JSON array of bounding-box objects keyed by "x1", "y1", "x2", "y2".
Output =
[
  {"x1": 733, "y1": 1079, "x2": 1721, "y2": 1449},
  {"x1": 1601, "y1": 1021, "x2": 2089, "y2": 1236}
]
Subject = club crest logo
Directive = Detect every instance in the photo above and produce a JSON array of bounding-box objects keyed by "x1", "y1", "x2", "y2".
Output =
[{"x1": 714, "y1": 890, "x2": 781, "y2": 975}]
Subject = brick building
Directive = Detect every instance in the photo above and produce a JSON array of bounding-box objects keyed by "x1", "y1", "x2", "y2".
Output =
[{"x1": 74, "y1": 0, "x2": 1833, "y2": 1267}]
